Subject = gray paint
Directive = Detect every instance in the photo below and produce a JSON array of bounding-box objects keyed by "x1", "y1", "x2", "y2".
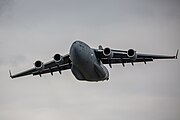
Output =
[{"x1": 0, "y1": 0, "x2": 180, "y2": 120}]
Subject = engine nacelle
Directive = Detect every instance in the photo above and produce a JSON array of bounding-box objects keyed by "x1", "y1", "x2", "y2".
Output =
[
  {"x1": 127, "y1": 49, "x2": 137, "y2": 61},
  {"x1": 103, "y1": 47, "x2": 113, "y2": 58},
  {"x1": 34, "y1": 60, "x2": 44, "y2": 71},
  {"x1": 53, "y1": 54, "x2": 63, "y2": 65}
]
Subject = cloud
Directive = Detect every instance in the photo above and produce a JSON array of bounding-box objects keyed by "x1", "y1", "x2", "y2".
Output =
[{"x1": 0, "y1": 0, "x2": 180, "y2": 120}]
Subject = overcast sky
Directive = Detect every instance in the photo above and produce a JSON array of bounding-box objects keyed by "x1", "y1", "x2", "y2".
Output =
[{"x1": 0, "y1": 0, "x2": 180, "y2": 120}]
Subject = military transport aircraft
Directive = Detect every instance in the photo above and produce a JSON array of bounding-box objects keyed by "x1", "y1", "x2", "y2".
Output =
[{"x1": 10, "y1": 40, "x2": 178, "y2": 82}]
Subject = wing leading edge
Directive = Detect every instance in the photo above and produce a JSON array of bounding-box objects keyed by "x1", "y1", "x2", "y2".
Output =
[
  {"x1": 94, "y1": 48, "x2": 178, "y2": 67},
  {"x1": 10, "y1": 54, "x2": 71, "y2": 79},
  {"x1": 10, "y1": 45, "x2": 178, "y2": 79}
]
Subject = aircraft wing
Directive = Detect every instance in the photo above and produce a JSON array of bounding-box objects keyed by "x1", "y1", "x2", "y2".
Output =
[
  {"x1": 94, "y1": 48, "x2": 178, "y2": 67},
  {"x1": 10, "y1": 54, "x2": 72, "y2": 79}
]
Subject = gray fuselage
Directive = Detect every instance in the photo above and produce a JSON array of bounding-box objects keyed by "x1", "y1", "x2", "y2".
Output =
[{"x1": 69, "y1": 41, "x2": 109, "y2": 81}]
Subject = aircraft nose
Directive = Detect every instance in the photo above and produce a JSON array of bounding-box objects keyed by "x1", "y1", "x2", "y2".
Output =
[
  {"x1": 72, "y1": 41, "x2": 79, "y2": 50},
  {"x1": 72, "y1": 41, "x2": 81, "y2": 45},
  {"x1": 70, "y1": 41, "x2": 79, "y2": 56},
  {"x1": 71, "y1": 41, "x2": 83, "y2": 52},
  {"x1": 70, "y1": 41, "x2": 80, "y2": 62}
]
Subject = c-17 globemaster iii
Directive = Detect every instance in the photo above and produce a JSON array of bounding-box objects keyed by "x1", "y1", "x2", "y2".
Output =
[{"x1": 10, "y1": 40, "x2": 179, "y2": 82}]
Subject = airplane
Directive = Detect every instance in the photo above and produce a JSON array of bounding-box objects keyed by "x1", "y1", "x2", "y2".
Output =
[{"x1": 9, "y1": 40, "x2": 179, "y2": 82}]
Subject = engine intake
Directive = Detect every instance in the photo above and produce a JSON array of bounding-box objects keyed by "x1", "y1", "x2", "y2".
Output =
[
  {"x1": 53, "y1": 54, "x2": 63, "y2": 64},
  {"x1": 127, "y1": 49, "x2": 137, "y2": 61},
  {"x1": 34, "y1": 60, "x2": 44, "y2": 70},
  {"x1": 103, "y1": 48, "x2": 113, "y2": 58}
]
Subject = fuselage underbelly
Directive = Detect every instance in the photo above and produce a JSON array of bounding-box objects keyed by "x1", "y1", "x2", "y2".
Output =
[{"x1": 69, "y1": 41, "x2": 109, "y2": 81}]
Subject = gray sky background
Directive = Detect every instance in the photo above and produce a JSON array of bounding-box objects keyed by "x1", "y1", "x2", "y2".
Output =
[{"x1": 0, "y1": 0, "x2": 180, "y2": 120}]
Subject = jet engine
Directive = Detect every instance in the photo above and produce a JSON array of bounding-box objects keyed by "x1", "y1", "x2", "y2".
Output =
[
  {"x1": 53, "y1": 54, "x2": 63, "y2": 64},
  {"x1": 103, "y1": 48, "x2": 113, "y2": 58},
  {"x1": 34, "y1": 60, "x2": 44, "y2": 71},
  {"x1": 127, "y1": 49, "x2": 137, "y2": 61}
]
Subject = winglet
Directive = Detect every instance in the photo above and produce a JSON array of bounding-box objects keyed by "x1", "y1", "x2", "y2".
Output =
[
  {"x1": 175, "y1": 49, "x2": 179, "y2": 59},
  {"x1": 9, "y1": 70, "x2": 13, "y2": 78}
]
